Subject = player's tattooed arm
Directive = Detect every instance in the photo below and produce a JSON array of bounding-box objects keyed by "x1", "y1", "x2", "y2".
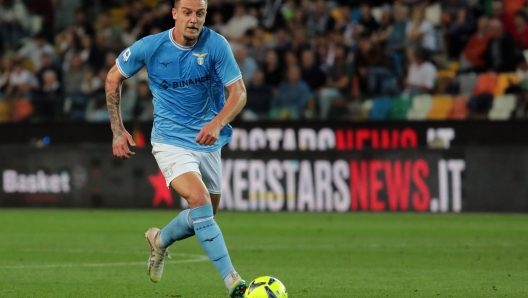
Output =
[{"x1": 106, "y1": 65, "x2": 136, "y2": 159}]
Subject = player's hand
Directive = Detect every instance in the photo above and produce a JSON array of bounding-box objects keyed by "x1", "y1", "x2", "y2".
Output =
[
  {"x1": 112, "y1": 129, "x2": 136, "y2": 159},
  {"x1": 196, "y1": 121, "x2": 221, "y2": 146}
]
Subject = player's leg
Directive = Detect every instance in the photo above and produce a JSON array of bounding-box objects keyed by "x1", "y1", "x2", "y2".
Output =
[
  {"x1": 191, "y1": 150, "x2": 247, "y2": 298},
  {"x1": 145, "y1": 143, "x2": 199, "y2": 283},
  {"x1": 210, "y1": 193, "x2": 221, "y2": 216}
]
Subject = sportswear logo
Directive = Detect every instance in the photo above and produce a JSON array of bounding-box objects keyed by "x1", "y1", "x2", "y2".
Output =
[
  {"x1": 160, "y1": 80, "x2": 170, "y2": 90},
  {"x1": 203, "y1": 233, "x2": 220, "y2": 242},
  {"x1": 123, "y1": 48, "x2": 131, "y2": 62},
  {"x1": 163, "y1": 163, "x2": 175, "y2": 178},
  {"x1": 160, "y1": 61, "x2": 173, "y2": 67},
  {"x1": 193, "y1": 53, "x2": 208, "y2": 65}
]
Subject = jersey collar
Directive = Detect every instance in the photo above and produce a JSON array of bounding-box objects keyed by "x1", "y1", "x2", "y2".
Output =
[{"x1": 169, "y1": 28, "x2": 196, "y2": 51}]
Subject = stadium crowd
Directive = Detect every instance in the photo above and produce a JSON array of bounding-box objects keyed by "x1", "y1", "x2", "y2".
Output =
[{"x1": 1, "y1": 0, "x2": 528, "y2": 123}]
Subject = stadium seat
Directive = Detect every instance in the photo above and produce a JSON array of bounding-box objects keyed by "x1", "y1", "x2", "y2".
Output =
[
  {"x1": 368, "y1": 96, "x2": 392, "y2": 120},
  {"x1": 427, "y1": 95, "x2": 453, "y2": 120},
  {"x1": 457, "y1": 73, "x2": 478, "y2": 96},
  {"x1": 388, "y1": 95, "x2": 412, "y2": 120},
  {"x1": 407, "y1": 94, "x2": 433, "y2": 120},
  {"x1": 0, "y1": 100, "x2": 11, "y2": 122},
  {"x1": 488, "y1": 94, "x2": 517, "y2": 120},
  {"x1": 474, "y1": 72, "x2": 498, "y2": 95},
  {"x1": 494, "y1": 72, "x2": 519, "y2": 96},
  {"x1": 448, "y1": 96, "x2": 469, "y2": 120},
  {"x1": 360, "y1": 99, "x2": 373, "y2": 119}
]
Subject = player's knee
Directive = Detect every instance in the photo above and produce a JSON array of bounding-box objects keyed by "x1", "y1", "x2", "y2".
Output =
[{"x1": 186, "y1": 189, "x2": 211, "y2": 207}]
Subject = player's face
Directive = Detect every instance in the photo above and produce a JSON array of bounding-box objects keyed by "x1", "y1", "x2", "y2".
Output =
[{"x1": 173, "y1": 0, "x2": 207, "y2": 43}]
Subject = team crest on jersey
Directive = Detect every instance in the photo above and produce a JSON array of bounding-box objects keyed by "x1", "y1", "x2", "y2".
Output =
[
  {"x1": 193, "y1": 53, "x2": 208, "y2": 65},
  {"x1": 163, "y1": 163, "x2": 175, "y2": 178}
]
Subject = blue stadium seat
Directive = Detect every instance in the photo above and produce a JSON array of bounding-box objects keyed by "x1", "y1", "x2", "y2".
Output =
[{"x1": 368, "y1": 96, "x2": 393, "y2": 121}]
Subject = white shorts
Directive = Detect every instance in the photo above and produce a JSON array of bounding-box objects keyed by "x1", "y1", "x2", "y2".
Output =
[{"x1": 151, "y1": 142, "x2": 222, "y2": 194}]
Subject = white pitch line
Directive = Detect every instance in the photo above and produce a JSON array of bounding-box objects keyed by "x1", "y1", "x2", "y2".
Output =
[{"x1": 0, "y1": 254, "x2": 209, "y2": 269}]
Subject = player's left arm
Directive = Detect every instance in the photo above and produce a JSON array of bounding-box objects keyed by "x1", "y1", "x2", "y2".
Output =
[{"x1": 196, "y1": 78, "x2": 247, "y2": 146}]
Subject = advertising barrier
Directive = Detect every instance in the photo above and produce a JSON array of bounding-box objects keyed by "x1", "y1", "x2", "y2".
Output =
[{"x1": 1, "y1": 122, "x2": 527, "y2": 212}]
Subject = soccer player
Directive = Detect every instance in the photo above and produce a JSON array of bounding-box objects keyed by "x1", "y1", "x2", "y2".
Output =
[{"x1": 104, "y1": 0, "x2": 248, "y2": 297}]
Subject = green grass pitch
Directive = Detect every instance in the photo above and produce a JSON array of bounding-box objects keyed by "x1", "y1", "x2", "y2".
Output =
[{"x1": 0, "y1": 210, "x2": 527, "y2": 297}]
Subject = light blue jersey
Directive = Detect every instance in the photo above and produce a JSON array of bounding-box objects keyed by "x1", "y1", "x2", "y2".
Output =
[{"x1": 116, "y1": 27, "x2": 242, "y2": 152}]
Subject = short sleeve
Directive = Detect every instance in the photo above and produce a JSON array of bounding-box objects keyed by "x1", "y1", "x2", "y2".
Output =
[
  {"x1": 116, "y1": 39, "x2": 147, "y2": 78},
  {"x1": 213, "y1": 37, "x2": 242, "y2": 87}
]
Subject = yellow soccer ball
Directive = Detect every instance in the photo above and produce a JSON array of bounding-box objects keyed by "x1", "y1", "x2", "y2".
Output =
[{"x1": 244, "y1": 276, "x2": 288, "y2": 298}]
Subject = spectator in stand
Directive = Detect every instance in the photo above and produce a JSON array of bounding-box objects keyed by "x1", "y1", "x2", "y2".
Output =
[
  {"x1": 0, "y1": 55, "x2": 14, "y2": 95},
  {"x1": 133, "y1": 80, "x2": 154, "y2": 122},
  {"x1": 268, "y1": 28, "x2": 291, "y2": 59},
  {"x1": 88, "y1": 32, "x2": 109, "y2": 70},
  {"x1": 233, "y1": 43, "x2": 258, "y2": 85},
  {"x1": 290, "y1": 29, "x2": 312, "y2": 58},
  {"x1": 442, "y1": 0, "x2": 475, "y2": 59},
  {"x1": 356, "y1": 34, "x2": 394, "y2": 97},
  {"x1": 5, "y1": 61, "x2": 38, "y2": 99},
  {"x1": 459, "y1": 16, "x2": 492, "y2": 73},
  {"x1": 512, "y1": 10, "x2": 528, "y2": 50},
  {"x1": 283, "y1": 50, "x2": 299, "y2": 69},
  {"x1": 358, "y1": 2, "x2": 380, "y2": 36},
  {"x1": 209, "y1": 11, "x2": 226, "y2": 35},
  {"x1": 334, "y1": 6, "x2": 356, "y2": 47},
  {"x1": 205, "y1": 0, "x2": 234, "y2": 28},
  {"x1": 385, "y1": 4, "x2": 409, "y2": 55},
  {"x1": 305, "y1": 0, "x2": 335, "y2": 36},
  {"x1": 270, "y1": 65, "x2": 312, "y2": 120},
  {"x1": 381, "y1": 4, "x2": 409, "y2": 77},
  {"x1": 80, "y1": 67, "x2": 101, "y2": 96},
  {"x1": 16, "y1": 33, "x2": 56, "y2": 72},
  {"x1": 124, "y1": 0, "x2": 145, "y2": 26},
  {"x1": 262, "y1": 49, "x2": 282, "y2": 88},
  {"x1": 406, "y1": 6, "x2": 436, "y2": 53},
  {"x1": 36, "y1": 53, "x2": 62, "y2": 87},
  {"x1": 286, "y1": 7, "x2": 307, "y2": 34},
  {"x1": 151, "y1": 2, "x2": 175, "y2": 32},
  {"x1": 121, "y1": 17, "x2": 142, "y2": 47},
  {"x1": 25, "y1": 0, "x2": 55, "y2": 41},
  {"x1": 372, "y1": 6, "x2": 394, "y2": 49},
  {"x1": 71, "y1": 8, "x2": 95, "y2": 38},
  {"x1": 0, "y1": 0, "x2": 31, "y2": 51},
  {"x1": 55, "y1": 28, "x2": 81, "y2": 61},
  {"x1": 491, "y1": 1, "x2": 516, "y2": 37},
  {"x1": 246, "y1": 26, "x2": 269, "y2": 64},
  {"x1": 242, "y1": 70, "x2": 272, "y2": 121},
  {"x1": 85, "y1": 68, "x2": 110, "y2": 122},
  {"x1": 34, "y1": 69, "x2": 62, "y2": 121},
  {"x1": 96, "y1": 11, "x2": 123, "y2": 52},
  {"x1": 223, "y1": 3, "x2": 258, "y2": 42},
  {"x1": 300, "y1": 49, "x2": 327, "y2": 93},
  {"x1": 63, "y1": 53, "x2": 84, "y2": 96},
  {"x1": 318, "y1": 44, "x2": 353, "y2": 119},
  {"x1": 104, "y1": 52, "x2": 118, "y2": 70},
  {"x1": 486, "y1": 19, "x2": 517, "y2": 72},
  {"x1": 402, "y1": 46, "x2": 438, "y2": 97}
]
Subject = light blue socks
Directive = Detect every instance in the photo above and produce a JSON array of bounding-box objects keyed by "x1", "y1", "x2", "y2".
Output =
[
  {"x1": 190, "y1": 204, "x2": 234, "y2": 279},
  {"x1": 160, "y1": 209, "x2": 195, "y2": 247}
]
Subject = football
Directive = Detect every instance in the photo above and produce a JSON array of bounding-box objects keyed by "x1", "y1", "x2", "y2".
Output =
[{"x1": 244, "y1": 276, "x2": 288, "y2": 298}]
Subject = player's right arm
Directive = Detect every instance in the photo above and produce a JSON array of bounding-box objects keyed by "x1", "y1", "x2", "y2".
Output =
[
  {"x1": 106, "y1": 66, "x2": 135, "y2": 159},
  {"x1": 106, "y1": 40, "x2": 147, "y2": 159}
]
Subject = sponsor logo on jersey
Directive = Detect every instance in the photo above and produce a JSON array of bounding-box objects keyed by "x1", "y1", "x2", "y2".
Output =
[{"x1": 159, "y1": 75, "x2": 212, "y2": 90}]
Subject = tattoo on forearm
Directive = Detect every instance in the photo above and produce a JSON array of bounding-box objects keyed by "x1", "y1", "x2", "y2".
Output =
[{"x1": 106, "y1": 84, "x2": 123, "y2": 138}]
